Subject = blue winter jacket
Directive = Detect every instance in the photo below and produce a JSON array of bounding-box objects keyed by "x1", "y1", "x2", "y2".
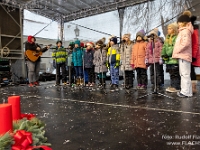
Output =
[{"x1": 72, "y1": 46, "x2": 83, "y2": 67}]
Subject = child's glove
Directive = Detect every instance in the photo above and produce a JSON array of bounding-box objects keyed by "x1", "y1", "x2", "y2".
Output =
[
  {"x1": 53, "y1": 60, "x2": 56, "y2": 68},
  {"x1": 106, "y1": 61, "x2": 110, "y2": 69},
  {"x1": 131, "y1": 64, "x2": 135, "y2": 69},
  {"x1": 159, "y1": 58, "x2": 163, "y2": 65},
  {"x1": 115, "y1": 61, "x2": 120, "y2": 68},
  {"x1": 162, "y1": 55, "x2": 169, "y2": 61},
  {"x1": 145, "y1": 59, "x2": 149, "y2": 65},
  {"x1": 145, "y1": 59, "x2": 150, "y2": 67}
]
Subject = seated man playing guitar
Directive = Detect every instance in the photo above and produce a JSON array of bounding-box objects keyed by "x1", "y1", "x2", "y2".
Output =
[{"x1": 25, "y1": 35, "x2": 50, "y2": 87}]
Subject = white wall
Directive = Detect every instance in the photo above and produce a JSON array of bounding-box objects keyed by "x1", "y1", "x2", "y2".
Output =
[
  {"x1": 64, "y1": 11, "x2": 120, "y2": 43},
  {"x1": 23, "y1": 10, "x2": 58, "y2": 39}
]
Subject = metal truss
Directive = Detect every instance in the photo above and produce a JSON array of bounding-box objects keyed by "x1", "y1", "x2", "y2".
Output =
[
  {"x1": 0, "y1": 4, "x2": 24, "y2": 59},
  {"x1": 63, "y1": 0, "x2": 152, "y2": 22},
  {"x1": 0, "y1": 0, "x2": 152, "y2": 22}
]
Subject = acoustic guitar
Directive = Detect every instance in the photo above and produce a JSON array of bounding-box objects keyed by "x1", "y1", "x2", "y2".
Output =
[{"x1": 25, "y1": 44, "x2": 52, "y2": 62}]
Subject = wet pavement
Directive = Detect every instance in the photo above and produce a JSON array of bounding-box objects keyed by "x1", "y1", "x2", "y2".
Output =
[{"x1": 1, "y1": 81, "x2": 200, "y2": 150}]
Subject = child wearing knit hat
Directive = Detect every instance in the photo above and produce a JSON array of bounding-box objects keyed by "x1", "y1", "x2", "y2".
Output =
[
  {"x1": 172, "y1": 10, "x2": 193, "y2": 97},
  {"x1": 107, "y1": 36, "x2": 120, "y2": 92},
  {"x1": 72, "y1": 40, "x2": 84, "y2": 86},
  {"x1": 120, "y1": 33, "x2": 134, "y2": 90},
  {"x1": 146, "y1": 28, "x2": 164, "y2": 90},
  {"x1": 66, "y1": 41, "x2": 75, "y2": 85},
  {"x1": 93, "y1": 38, "x2": 108, "y2": 88},
  {"x1": 161, "y1": 22, "x2": 180, "y2": 93},
  {"x1": 52, "y1": 40, "x2": 68, "y2": 86},
  {"x1": 131, "y1": 30, "x2": 148, "y2": 90},
  {"x1": 84, "y1": 42, "x2": 95, "y2": 87}
]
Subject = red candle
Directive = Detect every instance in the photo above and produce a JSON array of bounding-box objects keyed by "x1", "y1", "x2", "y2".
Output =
[
  {"x1": 0, "y1": 104, "x2": 13, "y2": 135},
  {"x1": 8, "y1": 96, "x2": 21, "y2": 120}
]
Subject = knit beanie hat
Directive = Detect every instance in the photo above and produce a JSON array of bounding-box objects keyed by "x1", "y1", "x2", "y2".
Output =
[
  {"x1": 27, "y1": 35, "x2": 35, "y2": 43},
  {"x1": 96, "y1": 37, "x2": 106, "y2": 47},
  {"x1": 149, "y1": 28, "x2": 159, "y2": 37},
  {"x1": 74, "y1": 40, "x2": 80, "y2": 47},
  {"x1": 123, "y1": 33, "x2": 131, "y2": 39},
  {"x1": 136, "y1": 29, "x2": 145, "y2": 39},
  {"x1": 110, "y1": 36, "x2": 118, "y2": 44},
  {"x1": 80, "y1": 42, "x2": 85, "y2": 48},
  {"x1": 69, "y1": 41, "x2": 75, "y2": 47},
  {"x1": 86, "y1": 42, "x2": 94, "y2": 48},
  {"x1": 168, "y1": 22, "x2": 178, "y2": 35},
  {"x1": 177, "y1": 10, "x2": 191, "y2": 23}
]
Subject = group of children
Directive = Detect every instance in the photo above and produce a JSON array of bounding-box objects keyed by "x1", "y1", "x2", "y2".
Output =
[{"x1": 52, "y1": 10, "x2": 199, "y2": 98}]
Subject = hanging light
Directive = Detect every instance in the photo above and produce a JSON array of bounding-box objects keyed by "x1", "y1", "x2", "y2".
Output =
[{"x1": 74, "y1": 25, "x2": 80, "y2": 38}]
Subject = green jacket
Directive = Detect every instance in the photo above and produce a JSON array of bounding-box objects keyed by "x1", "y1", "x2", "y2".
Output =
[
  {"x1": 67, "y1": 50, "x2": 73, "y2": 66},
  {"x1": 52, "y1": 46, "x2": 68, "y2": 64},
  {"x1": 161, "y1": 34, "x2": 178, "y2": 64}
]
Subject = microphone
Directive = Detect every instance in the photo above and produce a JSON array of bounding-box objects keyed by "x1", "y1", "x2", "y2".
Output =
[
  {"x1": 147, "y1": 34, "x2": 155, "y2": 38},
  {"x1": 120, "y1": 39, "x2": 126, "y2": 44}
]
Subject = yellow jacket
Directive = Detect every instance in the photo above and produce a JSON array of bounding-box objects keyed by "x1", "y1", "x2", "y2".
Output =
[{"x1": 107, "y1": 45, "x2": 120, "y2": 64}]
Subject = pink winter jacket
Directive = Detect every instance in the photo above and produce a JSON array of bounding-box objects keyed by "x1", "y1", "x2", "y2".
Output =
[
  {"x1": 146, "y1": 39, "x2": 163, "y2": 64},
  {"x1": 172, "y1": 23, "x2": 194, "y2": 62}
]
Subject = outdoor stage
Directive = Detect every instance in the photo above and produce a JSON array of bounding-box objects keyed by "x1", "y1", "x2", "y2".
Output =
[{"x1": 0, "y1": 81, "x2": 200, "y2": 150}]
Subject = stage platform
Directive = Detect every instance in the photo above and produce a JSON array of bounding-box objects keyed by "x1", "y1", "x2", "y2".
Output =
[{"x1": 0, "y1": 81, "x2": 200, "y2": 150}]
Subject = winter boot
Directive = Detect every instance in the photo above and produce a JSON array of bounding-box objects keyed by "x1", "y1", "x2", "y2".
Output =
[
  {"x1": 102, "y1": 78, "x2": 106, "y2": 89},
  {"x1": 98, "y1": 78, "x2": 103, "y2": 88},
  {"x1": 192, "y1": 80, "x2": 197, "y2": 94},
  {"x1": 28, "y1": 82, "x2": 35, "y2": 87},
  {"x1": 76, "y1": 78, "x2": 80, "y2": 86},
  {"x1": 80, "y1": 78, "x2": 84, "y2": 86},
  {"x1": 137, "y1": 84, "x2": 142, "y2": 90},
  {"x1": 66, "y1": 76, "x2": 70, "y2": 85},
  {"x1": 140, "y1": 85, "x2": 147, "y2": 90},
  {"x1": 115, "y1": 84, "x2": 119, "y2": 91},
  {"x1": 125, "y1": 85, "x2": 130, "y2": 90},
  {"x1": 166, "y1": 87, "x2": 180, "y2": 93},
  {"x1": 110, "y1": 84, "x2": 115, "y2": 92}
]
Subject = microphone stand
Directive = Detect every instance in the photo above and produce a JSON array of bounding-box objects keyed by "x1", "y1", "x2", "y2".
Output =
[
  {"x1": 137, "y1": 35, "x2": 174, "y2": 100},
  {"x1": 120, "y1": 40, "x2": 126, "y2": 90}
]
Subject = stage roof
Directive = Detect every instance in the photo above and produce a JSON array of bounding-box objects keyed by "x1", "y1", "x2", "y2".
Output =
[{"x1": 1, "y1": 0, "x2": 151, "y2": 22}]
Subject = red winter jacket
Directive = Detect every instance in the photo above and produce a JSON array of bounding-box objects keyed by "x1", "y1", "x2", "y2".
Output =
[{"x1": 192, "y1": 27, "x2": 200, "y2": 67}]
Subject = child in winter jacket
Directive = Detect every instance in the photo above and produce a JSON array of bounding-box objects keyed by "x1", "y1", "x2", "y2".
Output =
[
  {"x1": 131, "y1": 30, "x2": 148, "y2": 90},
  {"x1": 120, "y1": 33, "x2": 134, "y2": 90},
  {"x1": 84, "y1": 42, "x2": 95, "y2": 86},
  {"x1": 190, "y1": 15, "x2": 200, "y2": 94},
  {"x1": 107, "y1": 36, "x2": 120, "y2": 92},
  {"x1": 172, "y1": 11, "x2": 194, "y2": 97},
  {"x1": 146, "y1": 28, "x2": 163, "y2": 90},
  {"x1": 93, "y1": 38, "x2": 108, "y2": 88},
  {"x1": 161, "y1": 23, "x2": 180, "y2": 93},
  {"x1": 80, "y1": 43, "x2": 89, "y2": 85},
  {"x1": 66, "y1": 42, "x2": 75, "y2": 85},
  {"x1": 157, "y1": 30, "x2": 165, "y2": 86},
  {"x1": 72, "y1": 40, "x2": 83, "y2": 85},
  {"x1": 52, "y1": 40, "x2": 67, "y2": 86}
]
